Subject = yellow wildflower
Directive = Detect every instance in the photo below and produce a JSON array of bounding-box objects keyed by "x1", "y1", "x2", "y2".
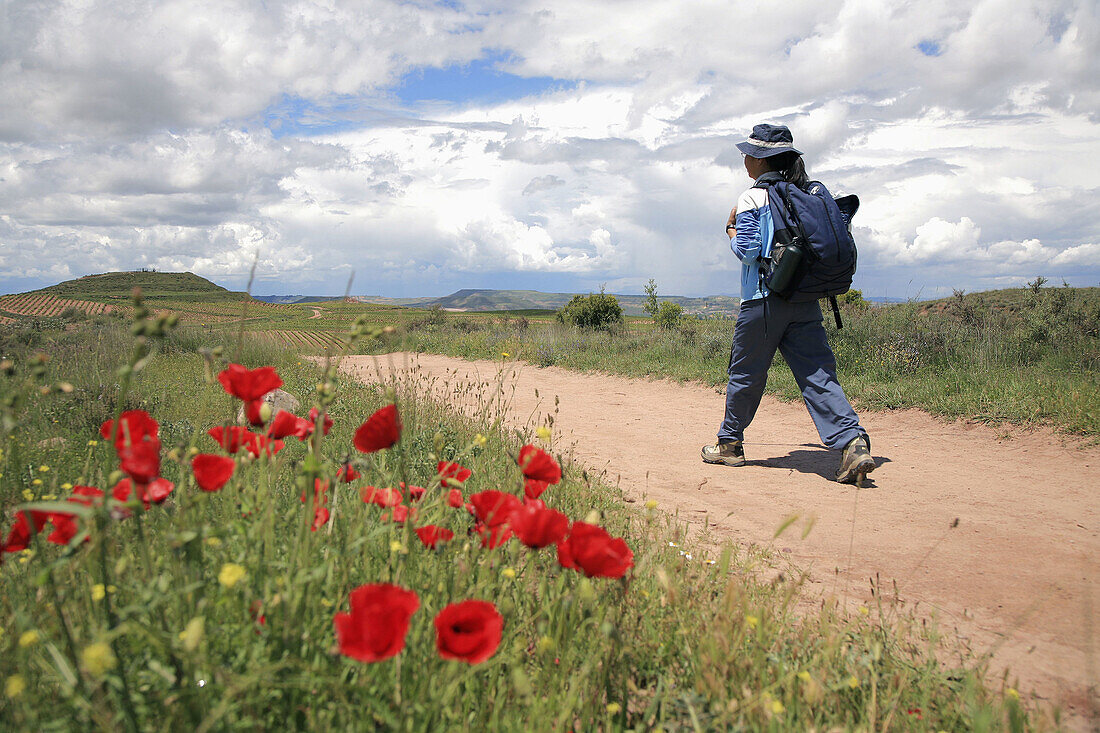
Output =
[
  {"x1": 92, "y1": 584, "x2": 106, "y2": 601},
  {"x1": 21, "y1": 489, "x2": 34, "y2": 501},
  {"x1": 205, "y1": 537, "x2": 222, "y2": 547},
  {"x1": 535, "y1": 426, "x2": 552, "y2": 442},
  {"x1": 858, "y1": 606, "x2": 870, "y2": 616},
  {"x1": 501, "y1": 352, "x2": 510, "y2": 358},
  {"x1": 645, "y1": 499, "x2": 658, "y2": 509},
  {"x1": 81, "y1": 642, "x2": 117, "y2": 677},
  {"x1": 389, "y1": 540, "x2": 405, "y2": 553},
  {"x1": 798, "y1": 670, "x2": 811, "y2": 682},
  {"x1": 474, "y1": 433, "x2": 487, "y2": 448},
  {"x1": 1007, "y1": 688, "x2": 1020, "y2": 700},
  {"x1": 5, "y1": 675, "x2": 25, "y2": 699},
  {"x1": 536, "y1": 636, "x2": 555, "y2": 654},
  {"x1": 218, "y1": 563, "x2": 246, "y2": 588},
  {"x1": 18, "y1": 630, "x2": 39, "y2": 648},
  {"x1": 31, "y1": 479, "x2": 42, "y2": 486},
  {"x1": 87, "y1": 440, "x2": 98, "y2": 446},
  {"x1": 847, "y1": 675, "x2": 860, "y2": 689},
  {"x1": 502, "y1": 567, "x2": 516, "y2": 579},
  {"x1": 41, "y1": 494, "x2": 56, "y2": 501},
  {"x1": 606, "y1": 703, "x2": 621, "y2": 714},
  {"x1": 770, "y1": 700, "x2": 785, "y2": 715},
  {"x1": 745, "y1": 615, "x2": 759, "y2": 630},
  {"x1": 38, "y1": 465, "x2": 49, "y2": 472},
  {"x1": 61, "y1": 482, "x2": 72, "y2": 490},
  {"x1": 180, "y1": 617, "x2": 204, "y2": 652}
]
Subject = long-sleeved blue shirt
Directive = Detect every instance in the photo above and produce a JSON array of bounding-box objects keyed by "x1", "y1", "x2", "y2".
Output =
[{"x1": 731, "y1": 185, "x2": 775, "y2": 302}]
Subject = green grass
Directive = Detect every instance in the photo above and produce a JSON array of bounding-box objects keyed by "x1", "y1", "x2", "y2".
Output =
[
  {"x1": 0, "y1": 308, "x2": 1043, "y2": 730},
  {"x1": 6, "y1": 274, "x2": 1099, "y2": 436},
  {"x1": 373, "y1": 286, "x2": 1100, "y2": 438}
]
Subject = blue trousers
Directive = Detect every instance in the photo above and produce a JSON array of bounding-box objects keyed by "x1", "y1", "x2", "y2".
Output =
[{"x1": 718, "y1": 296, "x2": 865, "y2": 450}]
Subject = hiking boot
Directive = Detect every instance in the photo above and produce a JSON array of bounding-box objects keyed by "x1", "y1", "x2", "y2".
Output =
[
  {"x1": 835, "y1": 435, "x2": 875, "y2": 484},
  {"x1": 701, "y1": 440, "x2": 745, "y2": 467}
]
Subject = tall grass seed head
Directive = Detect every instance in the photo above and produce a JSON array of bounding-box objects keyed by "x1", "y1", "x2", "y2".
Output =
[{"x1": 536, "y1": 636, "x2": 555, "y2": 654}]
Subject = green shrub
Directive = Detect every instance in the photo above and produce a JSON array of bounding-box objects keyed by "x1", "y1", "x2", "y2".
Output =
[
  {"x1": 556, "y1": 290, "x2": 623, "y2": 331},
  {"x1": 654, "y1": 300, "x2": 684, "y2": 330},
  {"x1": 836, "y1": 289, "x2": 869, "y2": 310}
]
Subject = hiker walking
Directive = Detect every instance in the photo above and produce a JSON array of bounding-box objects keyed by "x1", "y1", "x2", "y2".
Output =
[{"x1": 701, "y1": 123, "x2": 875, "y2": 484}]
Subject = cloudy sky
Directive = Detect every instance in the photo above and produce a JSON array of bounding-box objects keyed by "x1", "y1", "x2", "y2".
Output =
[{"x1": 1, "y1": 0, "x2": 1098, "y2": 299}]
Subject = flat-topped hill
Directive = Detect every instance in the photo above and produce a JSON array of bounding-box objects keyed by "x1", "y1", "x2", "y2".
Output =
[{"x1": 35, "y1": 271, "x2": 248, "y2": 303}]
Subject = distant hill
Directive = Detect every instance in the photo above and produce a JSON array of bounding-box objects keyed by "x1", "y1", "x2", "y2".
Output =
[
  {"x1": 37, "y1": 271, "x2": 248, "y2": 303},
  {"x1": 356, "y1": 289, "x2": 742, "y2": 316},
  {"x1": 253, "y1": 295, "x2": 349, "y2": 305}
]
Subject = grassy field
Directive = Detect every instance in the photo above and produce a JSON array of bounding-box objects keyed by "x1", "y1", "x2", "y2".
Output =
[
  {"x1": 0, "y1": 295, "x2": 1042, "y2": 730},
  {"x1": 4, "y1": 272, "x2": 1099, "y2": 439},
  {"x1": 376, "y1": 286, "x2": 1100, "y2": 439}
]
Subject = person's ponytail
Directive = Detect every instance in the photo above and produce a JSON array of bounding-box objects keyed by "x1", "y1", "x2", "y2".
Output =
[{"x1": 768, "y1": 151, "x2": 809, "y2": 188}]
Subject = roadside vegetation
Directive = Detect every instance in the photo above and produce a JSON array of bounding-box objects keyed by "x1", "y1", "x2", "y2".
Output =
[
  {"x1": 0, "y1": 295, "x2": 1041, "y2": 729},
  {"x1": 382, "y1": 282, "x2": 1100, "y2": 439}
]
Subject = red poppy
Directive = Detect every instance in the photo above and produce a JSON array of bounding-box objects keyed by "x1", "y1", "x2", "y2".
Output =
[
  {"x1": 46, "y1": 512, "x2": 82, "y2": 545},
  {"x1": 208, "y1": 425, "x2": 251, "y2": 453},
  {"x1": 383, "y1": 505, "x2": 413, "y2": 523},
  {"x1": 308, "y1": 407, "x2": 333, "y2": 436},
  {"x1": 433, "y1": 600, "x2": 503, "y2": 664},
  {"x1": 69, "y1": 485, "x2": 105, "y2": 506},
  {"x1": 406, "y1": 485, "x2": 426, "y2": 502},
  {"x1": 192, "y1": 454, "x2": 236, "y2": 492},
  {"x1": 244, "y1": 431, "x2": 284, "y2": 458},
  {"x1": 334, "y1": 583, "x2": 420, "y2": 663},
  {"x1": 336, "y1": 463, "x2": 361, "y2": 483},
  {"x1": 437, "y1": 461, "x2": 472, "y2": 487},
  {"x1": 118, "y1": 437, "x2": 161, "y2": 485},
  {"x1": 468, "y1": 490, "x2": 521, "y2": 528},
  {"x1": 361, "y1": 486, "x2": 403, "y2": 508},
  {"x1": 312, "y1": 505, "x2": 330, "y2": 531},
  {"x1": 244, "y1": 399, "x2": 268, "y2": 426},
  {"x1": 446, "y1": 488, "x2": 464, "y2": 508},
  {"x1": 249, "y1": 600, "x2": 267, "y2": 627},
  {"x1": 112, "y1": 477, "x2": 175, "y2": 511},
  {"x1": 415, "y1": 525, "x2": 454, "y2": 549},
  {"x1": 517, "y1": 445, "x2": 562, "y2": 484},
  {"x1": 476, "y1": 523, "x2": 513, "y2": 549},
  {"x1": 556, "y1": 522, "x2": 633, "y2": 579},
  {"x1": 2, "y1": 511, "x2": 50, "y2": 554},
  {"x1": 509, "y1": 503, "x2": 569, "y2": 548},
  {"x1": 217, "y1": 364, "x2": 282, "y2": 402},
  {"x1": 524, "y1": 479, "x2": 549, "y2": 500},
  {"x1": 353, "y1": 404, "x2": 402, "y2": 453},
  {"x1": 302, "y1": 479, "x2": 330, "y2": 508},
  {"x1": 100, "y1": 410, "x2": 159, "y2": 450},
  {"x1": 268, "y1": 410, "x2": 311, "y2": 440}
]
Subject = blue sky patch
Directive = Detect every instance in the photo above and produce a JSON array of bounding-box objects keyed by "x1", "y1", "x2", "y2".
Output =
[
  {"x1": 917, "y1": 40, "x2": 943, "y2": 57},
  {"x1": 397, "y1": 52, "x2": 576, "y2": 105}
]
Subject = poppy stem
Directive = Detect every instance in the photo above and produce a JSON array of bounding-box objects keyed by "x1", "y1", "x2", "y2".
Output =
[{"x1": 95, "y1": 511, "x2": 141, "y2": 733}]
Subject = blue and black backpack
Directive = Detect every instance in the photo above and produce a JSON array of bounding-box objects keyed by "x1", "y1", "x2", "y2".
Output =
[{"x1": 753, "y1": 171, "x2": 859, "y2": 328}]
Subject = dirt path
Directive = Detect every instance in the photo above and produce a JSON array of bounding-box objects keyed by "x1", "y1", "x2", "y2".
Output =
[
  {"x1": 308, "y1": 308, "x2": 323, "y2": 320},
  {"x1": 339, "y1": 352, "x2": 1099, "y2": 729}
]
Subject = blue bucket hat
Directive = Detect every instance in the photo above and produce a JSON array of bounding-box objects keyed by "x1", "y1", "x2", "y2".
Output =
[{"x1": 735, "y1": 123, "x2": 802, "y2": 159}]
